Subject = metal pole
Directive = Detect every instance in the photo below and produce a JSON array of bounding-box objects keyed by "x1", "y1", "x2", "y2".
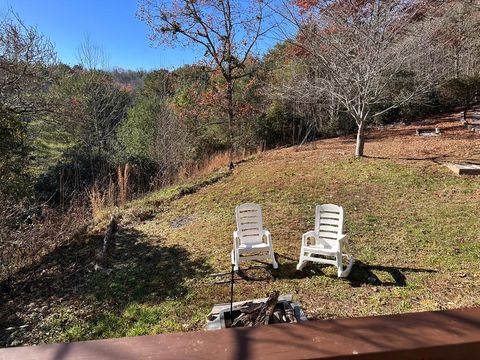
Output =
[{"x1": 230, "y1": 263, "x2": 234, "y2": 316}]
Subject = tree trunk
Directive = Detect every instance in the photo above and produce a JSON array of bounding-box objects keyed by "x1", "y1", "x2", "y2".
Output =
[
  {"x1": 96, "y1": 215, "x2": 118, "y2": 269},
  {"x1": 454, "y1": 47, "x2": 460, "y2": 79},
  {"x1": 355, "y1": 121, "x2": 366, "y2": 157},
  {"x1": 226, "y1": 79, "x2": 234, "y2": 169}
]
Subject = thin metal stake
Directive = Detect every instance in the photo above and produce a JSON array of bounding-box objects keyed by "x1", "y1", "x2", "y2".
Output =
[{"x1": 230, "y1": 263, "x2": 235, "y2": 316}]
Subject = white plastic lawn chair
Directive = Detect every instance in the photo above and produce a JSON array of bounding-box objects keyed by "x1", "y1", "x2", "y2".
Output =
[
  {"x1": 297, "y1": 204, "x2": 354, "y2": 277},
  {"x1": 231, "y1": 203, "x2": 278, "y2": 271}
]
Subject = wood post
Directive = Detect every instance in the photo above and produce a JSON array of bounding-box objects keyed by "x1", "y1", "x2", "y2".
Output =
[{"x1": 96, "y1": 215, "x2": 118, "y2": 269}]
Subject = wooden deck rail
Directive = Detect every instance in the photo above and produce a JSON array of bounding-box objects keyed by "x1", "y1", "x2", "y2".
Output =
[{"x1": 1, "y1": 307, "x2": 480, "y2": 359}]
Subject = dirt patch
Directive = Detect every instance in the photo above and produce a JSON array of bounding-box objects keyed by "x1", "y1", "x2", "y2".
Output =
[{"x1": 170, "y1": 216, "x2": 193, "y2": 228}]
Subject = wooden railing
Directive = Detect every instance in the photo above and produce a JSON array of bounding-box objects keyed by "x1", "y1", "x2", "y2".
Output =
[{"x1": 1, "y1": 307, "x2": 480, "y2": 359}]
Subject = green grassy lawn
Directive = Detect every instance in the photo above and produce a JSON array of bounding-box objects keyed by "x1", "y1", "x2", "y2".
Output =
[{"x1": 2, "y1": 116, "x2": 480, "y2": 346}]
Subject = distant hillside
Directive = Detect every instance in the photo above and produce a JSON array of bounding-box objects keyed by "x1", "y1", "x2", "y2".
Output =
[{"x1": 110, "y1": 68, "x2": 146, "y2": 90}]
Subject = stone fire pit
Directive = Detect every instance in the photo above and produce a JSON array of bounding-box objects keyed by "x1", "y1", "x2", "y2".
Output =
[{"x1": 206, "y1": 294, "x2": 306, "y2": 330}]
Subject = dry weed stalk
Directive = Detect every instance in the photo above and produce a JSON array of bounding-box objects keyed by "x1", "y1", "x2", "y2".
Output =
[
  {"x1": 88, "y1": 183, "x2": 104, "y2": 221},
  {"x1": 117, "y1": 163, "x2": 130, "y2": 206},
  {"x1": 179, "y1": 148, "x2": 259, "y2": 181}
]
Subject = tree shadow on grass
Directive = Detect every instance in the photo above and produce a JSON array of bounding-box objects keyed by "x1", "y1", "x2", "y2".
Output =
[
  {"x1": 0, "y1": 227, "x2": 212, "y2": 347},
  {"x1": 363, "y1": 154, "x2": 448, "y2": 163},
  {"x1": 236, "y1": 265, "x2": 275, "y2": 282}
]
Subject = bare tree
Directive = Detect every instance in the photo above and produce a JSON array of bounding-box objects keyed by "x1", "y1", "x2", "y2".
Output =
[
  {"x1": 53, "y1": 70, "x2": 131, "y2": 158},
  {"x1": 428, "y1": 0, "x2": 480, "y2": 79},
  {"x1": 275, "y1": 0, "x2": 445, "y2": 157},
  {"x1": 138, "y1": 0, "x2": 274, "y2": 163},
  {"x1": 153, "y1": 104, "x2": 191, "y2": 186},
  {"x1": 76, "y1": 33, "x2": 109, "y2": 70},
  {"x1": 0, "y1": 12, "x2": 56, "y2": 116},
  {"x1": 0, "y1": 12, "x2": 57, "y2": 197}
]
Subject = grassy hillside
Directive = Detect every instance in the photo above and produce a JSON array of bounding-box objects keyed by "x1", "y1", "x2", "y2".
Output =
[{"x1": 2, "y1": 113, "x2": 480, "y2": 346}]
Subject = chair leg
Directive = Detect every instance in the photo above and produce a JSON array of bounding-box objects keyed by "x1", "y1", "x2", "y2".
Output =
[
  {"x1": 336, "y1": 251, "x2": 343, "y2": 278},
  {"x1": 338, "y1": 255, "x2": 354, "y2": 278},
  {"x1": 296, "y1": 247, "x2": 307, "y2": 271},
  {"x1": 231, "y1": 249, "x2": 239, "y2": 271},
  {"x1": 338, "y1": 239, "x2": 354, "y2": 277},
  {"x1": 269, "y1": 245, "x2": 278, "y2": 269},
  {"x1": 296, "y1": 259, "x2": 307, "y2": 271}
]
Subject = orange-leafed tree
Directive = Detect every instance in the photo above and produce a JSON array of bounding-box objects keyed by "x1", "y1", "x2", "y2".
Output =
[{"x1": 169, "y1": 59, "x2": 263, "y2": 155}]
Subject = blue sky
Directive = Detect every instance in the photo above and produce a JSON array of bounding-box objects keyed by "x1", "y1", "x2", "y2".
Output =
[
  {"x1": 0, "y1": 0, "x2": 201, "y2": 70},
  {"x1": 1, "y1": 0, "x2": 287, "y2": 71}
]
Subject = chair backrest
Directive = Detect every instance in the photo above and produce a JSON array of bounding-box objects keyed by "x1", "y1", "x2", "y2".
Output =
[
  {"x1": 315, "y1": 204, "x2": 344, "y2": 240},
  {"x1": 235, "y1": 203, "x2": 264, "y2": 244}
]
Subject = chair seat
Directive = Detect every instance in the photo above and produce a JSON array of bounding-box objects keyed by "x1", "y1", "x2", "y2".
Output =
[
  {"x1": 238, "y1": 242, "x2": 270, "y2": 251},
  {"x1": 303, "y1": 245, "x2": 337, "y2": 255}
]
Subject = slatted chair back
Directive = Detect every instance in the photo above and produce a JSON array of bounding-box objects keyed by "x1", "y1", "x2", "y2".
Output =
[
  {"x1": 315, "y1": 204, "x2": 344, "y2": 241},
  {"x1": 235, "y1": 203, "x2": 264, "y2": 245}
]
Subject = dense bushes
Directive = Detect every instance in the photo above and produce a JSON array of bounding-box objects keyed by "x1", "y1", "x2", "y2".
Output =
[{"x1": 0, "y1": 195, "x2": 89, "y2": 282}]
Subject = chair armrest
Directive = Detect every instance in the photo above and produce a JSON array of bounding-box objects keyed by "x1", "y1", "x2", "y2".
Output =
[
  {"x1": 337, "y1": 234, "x2": 350, "y2": 253},
  {"x1": 337, "y1": 234, "x2": 348, "y2": 243},
  {"x1": 233, "y1": 231, "x2": 239, "y2": 246},
  {"x1": 262, "y1": 229, "x2": 271, "y2": 244},
  {"x1": 302, "y1": 230, "x2": 317, "y2": 245}
]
